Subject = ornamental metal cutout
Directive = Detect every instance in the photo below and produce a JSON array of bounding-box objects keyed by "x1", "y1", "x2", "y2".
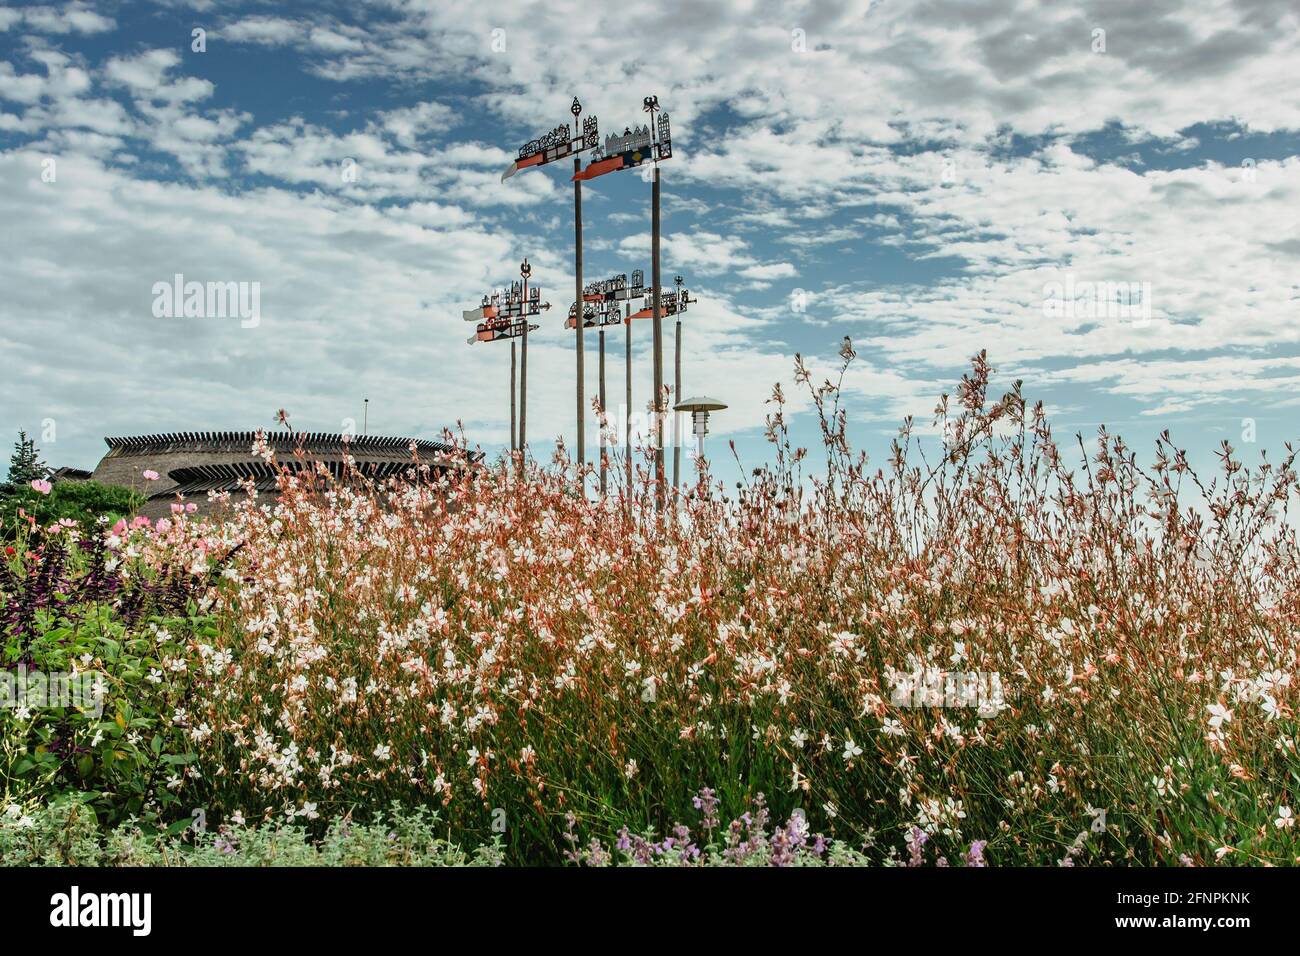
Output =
[
  {"x1": 501, "y1": 97, "x2": 600, "y2": 182},
  {"x1": 565, "y1": 270, "x2": 690, "y2": 329},
  {"x1": 573, "y1": 95, "x2": 672, "y2": 182},
  {"x1": 465, "y1": 275, "x2": 549, "y2": 344}
]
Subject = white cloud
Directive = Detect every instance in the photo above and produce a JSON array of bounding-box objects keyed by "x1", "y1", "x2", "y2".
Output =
[{"x1": 5, "y1": 4, "x2": 114, "y2": 36}]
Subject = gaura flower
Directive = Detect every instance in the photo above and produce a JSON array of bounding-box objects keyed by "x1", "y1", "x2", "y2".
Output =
[{"x1": 1206, "y1": 703, "x2": 1232, "y2": 729}]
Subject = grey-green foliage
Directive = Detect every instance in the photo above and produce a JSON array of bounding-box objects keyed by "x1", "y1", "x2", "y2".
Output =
[{"x1": 0, "y1": 798, "x2": 504, "y2": 867}]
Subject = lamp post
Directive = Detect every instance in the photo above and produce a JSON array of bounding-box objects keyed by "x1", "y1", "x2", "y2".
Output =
[
  {"x1": 503, "y1": 98, "x2": 599, "y2": 478},
  {"x1": 465, "y1": 258, "x2": 549, "y2": 458},
  {"x1": 673, "y1": 396, "x2": 727, "y2": 475}
]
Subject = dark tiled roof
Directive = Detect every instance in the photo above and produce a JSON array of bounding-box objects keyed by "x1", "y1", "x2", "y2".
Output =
[
  {"x1": 155, "y1": 460, "x2": 435, "y2": 499},
  {"x1": 103, "y1": 430, "x2": 469, "y2": 458}
]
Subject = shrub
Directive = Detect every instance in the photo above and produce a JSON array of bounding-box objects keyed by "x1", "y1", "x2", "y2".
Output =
[
  {"x1": 1, "y1": 481, "x2": 143, "y2": 540},
  {"x1": 143, "y1": 351, "x2": 1299, "y2": 865},
  {"x1": 1, "y1": 517, "x2": 231, "y2": 825},
  {"x1": 0, "y1": 797, "x2": 503, "y2": 866},
  {"x1": 10, "y1": 351, "x2": 1299, "y2": 866}
]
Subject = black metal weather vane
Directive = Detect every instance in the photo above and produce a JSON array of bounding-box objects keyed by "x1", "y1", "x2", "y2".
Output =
[{"x1": 465, "y1": 258, "x2": 549, "y2": 455}]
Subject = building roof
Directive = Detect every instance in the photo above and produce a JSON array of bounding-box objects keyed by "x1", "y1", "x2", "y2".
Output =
[
  {"x1": 103, "y1": 430, "x2": 464, "y2": 459},
  {"x1": 90, "y1": 429, "x2": 481, "y2": 519},
  {"x1": 160, "y1": 460, "x2": 440, "y2": 498}
]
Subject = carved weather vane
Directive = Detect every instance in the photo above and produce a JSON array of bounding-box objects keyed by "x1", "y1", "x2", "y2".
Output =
[
  {"x1": 500, "y1": 96, "x2": 601, "y2": 473},
  {"x1": 502, "y1": 97, "x2": 599, "y2": 181},
  {"x1": 464, "y1": 258, "x2": 550, "y2": 454},
  {"x1": 572, "y1": 97, "x2": 672, "y2": 183}
]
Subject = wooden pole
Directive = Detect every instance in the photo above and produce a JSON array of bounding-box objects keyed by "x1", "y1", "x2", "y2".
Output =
[
  {"x1": 510, "y1": 340, "x2": 517, "y2": 453},
  {"x1": 625, "y1": 302, "x2": 632, "y2": 508},
  {"x1": 599, "y1": 327, "x2": 607, "y2": 495},
  {"x1": 673, "y1": 316, "x2": 681, "y2": 490},
  {"x1": 652, "y1": 165, "x2": 664, "y2": 510},
  {"x1": 520, "y1": 269, "x2": 528, "y2": 454},
  {"x1": 575, "y1": 154, "x2": 585, "y2": 480}
]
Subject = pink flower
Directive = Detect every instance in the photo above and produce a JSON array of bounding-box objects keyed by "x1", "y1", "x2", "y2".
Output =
[
  {"x1": 111, "y1": 519, "x2": 128, "y2": 537},
  {"x1": 143, "y1": 470, "x2": 160, "y2": 481},
  {"x1": 185, "y1": 502, "x2": 198, "y2": 513},
  {"x1": 155, "y1": 518, "x2": 172, "y2": 533},
  {"x1": 171, "y1": 503, "x2": 185, "y2": 515},
  {"x1": 132, "y1": 516, "x2": 152, "y2": 529},
  {"x1": 30, "y1": 479, "x2": 52, "y2": 495}
]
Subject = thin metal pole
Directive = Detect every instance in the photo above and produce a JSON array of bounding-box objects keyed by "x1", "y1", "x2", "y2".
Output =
[
  {"x1": 520, "y1": 270, "x2": 528, "y2": 454},
  {"x1": 625, "y1": 302, "x2": 632, "y2": 507},
  {"x1": 599, "y1": 327, "x2": 606, "y2": 495},
  {"x1": 575, "y1": 153, "x2": 585, "y2": 479},
  {"x1": 510, "y1": 340, "x2": 517, "y2": 452},
  {"x1": 673, "y1": 316, "x2": 681, "y2": 490},
  {"x1": 651, "y1": 164, "x2": 664, "y2": 510}
]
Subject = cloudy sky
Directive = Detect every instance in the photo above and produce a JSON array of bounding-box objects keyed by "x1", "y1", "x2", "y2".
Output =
[{"x1": 3, "y1": 0, "x2": 1299, "y2": 485}]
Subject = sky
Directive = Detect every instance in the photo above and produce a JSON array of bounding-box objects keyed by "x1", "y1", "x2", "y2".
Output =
[{"x1": 2, "y1": 0, "x2": 1299, "y2": 490}]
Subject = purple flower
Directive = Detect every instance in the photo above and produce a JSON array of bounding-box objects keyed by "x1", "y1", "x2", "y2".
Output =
[
  {"x1": 692, "y1": 787, "x2": 720, "y2": 831},
  {"x1": 906, "y1": 827, "x2": 929, "y2": 867}
]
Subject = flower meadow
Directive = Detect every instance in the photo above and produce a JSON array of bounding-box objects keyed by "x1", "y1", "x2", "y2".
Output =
[{"x1": 3, "y1": 350, "x2": 1298, "y2": 866}]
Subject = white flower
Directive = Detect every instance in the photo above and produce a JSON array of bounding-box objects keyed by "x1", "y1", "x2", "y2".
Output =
[
  {"x1": 1275, "y1": 806, "x2": 1294, "y2": 829},
  {"x1": 373, "y1": 743, "x2": 392, "y2": 761},
  {"x1": 789, "y1": 729, "x2": 808, "y2": 749},
  {"x1": 842, "y1": 737, "x2": 863, "y2": 762},
  {"x1": 1259, "y1": 694, "x2": 1280, "y2": 721},
  {"x1": 624, "y1": 759, "x2": 638, "y2": 780},
  {"x1": 1206, "y1": 703, "x2": 1232, "y2": 729}
]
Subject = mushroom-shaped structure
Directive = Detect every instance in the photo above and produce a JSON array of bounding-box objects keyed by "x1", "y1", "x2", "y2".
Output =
[{"x1": 673, "y1": 396, "x2": 727, "y2": 460}]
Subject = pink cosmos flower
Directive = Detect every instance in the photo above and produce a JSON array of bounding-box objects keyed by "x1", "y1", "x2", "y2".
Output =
[
  {"x1": 30, "y1": 479, "x2": 52, "y2": 495},
  {"x1": 185, "y1": 502, "x2": 198, "y2": 513},
  {"x1": 155, "y1": 518, "x2": 172, "y2": 533},
  {"x1": 111, "y1": 518, "x2": 128, "y2": 537},
  {"x1": 171, "y1": 503, "x2": 185, "y2": 515},
  {"x1": 143, "y1": 470, "x2": 160, "y2": 481}
]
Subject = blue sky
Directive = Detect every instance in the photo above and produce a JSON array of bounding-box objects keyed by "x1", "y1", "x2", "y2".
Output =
[{"x1": 3, "y1": 0, "x2": 1300, "y2": 489}]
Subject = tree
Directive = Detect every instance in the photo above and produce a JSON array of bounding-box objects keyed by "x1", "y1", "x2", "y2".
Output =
[{"x1": 6, "y1": 431, "x2": 47, "y2": 487}]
